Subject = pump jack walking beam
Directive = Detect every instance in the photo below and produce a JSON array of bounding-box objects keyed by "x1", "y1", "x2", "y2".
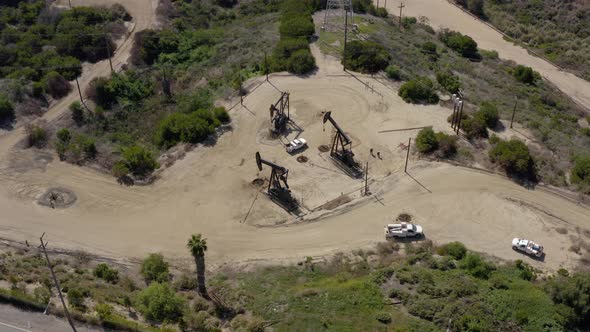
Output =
[
  {"x1": 322, "y1": 111, "x2": 352, "y2": 156},
  {"x1": 256, "y1": 152, "x2": 289, "y2": 193}
]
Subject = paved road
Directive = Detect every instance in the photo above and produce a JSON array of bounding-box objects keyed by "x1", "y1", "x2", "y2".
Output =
[{"x1": 0, "y1": 305, "x2": 102, "y2": 332}]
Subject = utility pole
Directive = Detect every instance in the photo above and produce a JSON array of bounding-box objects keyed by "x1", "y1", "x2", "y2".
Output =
[
  {"x1": 105, "y1": 33, "x2": 113, "y2": 73},
  {"x1": 456, "y1": 101, "x2": 464, "y2": 134},
  {"x1": 39, "y1": 233, "x2": 77, "y2": 332},
  {"x1": 264, "y1": 51, "x2": 269, "y2": 82},
  {"x1": 510, "y1": 100, "x2": 517, "y2": 128},
  {"x1": 161, "y1": 65, "x2": 171, "y2": 98},
  {"x1": 398, "y1": 2, "x2": 405, "y2": 28},
  {"x1": 364, "y1": 161, "x2": 369, "y2": 196},
  {"x1": 404, "y1": 137, "x2": 411, "y2": 173},
  {"x1": 68, "y1": 0, "x2": 72, "y2": 8},
  {"x1": 75, "y1": 78, "x2": 83, "y2": 104},
  {"x1": 384, "y1": 0, "x2": 387, "y2": 9},
  {"x1": 376, "y1": 0, "x2": 380, "y2": 8},
  {"x1": 343, "y1": 9, "x2": 348, "y2": 71}
]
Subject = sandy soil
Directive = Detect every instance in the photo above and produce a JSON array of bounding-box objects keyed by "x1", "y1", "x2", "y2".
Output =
[
  {"x1": 0, "y1": 37, "x2": 589, "y2": 272},
  {"x1": 381, "y1": 0, "x2": 590, "y2": 112}
]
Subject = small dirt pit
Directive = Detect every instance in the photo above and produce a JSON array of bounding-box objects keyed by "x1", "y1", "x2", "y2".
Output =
[
  {"x1": 297, "y1": 156, "x2": 308, "y2": 163},
  {"x1": 38, "y1": 188, "x2": 77, "y2": 209},
  {"x1": 396, "y1": 213, "x2": 412, "y2": 222},
  {"x1": 251, "y1": 178, "x2": 265, "y2": 187},
  {"x1": 318, "y1": 145, "x2": 330, "y2": 152}
]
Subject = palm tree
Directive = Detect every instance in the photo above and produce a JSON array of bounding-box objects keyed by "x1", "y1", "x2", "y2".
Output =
[{"x1": 187, "y1": 233, "x2": 208, "y2": 298}]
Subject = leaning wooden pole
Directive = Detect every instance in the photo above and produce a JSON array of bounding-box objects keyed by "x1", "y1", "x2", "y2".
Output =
[
  {"x1": 404, "y1": 137, "x2": 411, "y2": 173},
  {"x1": 39, "y1": 233, "x2": 77, "y2": 332}
]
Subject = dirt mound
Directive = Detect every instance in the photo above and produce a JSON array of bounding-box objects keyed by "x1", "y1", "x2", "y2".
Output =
[
  {"x1": 38, "y1": 188, "x2": 77, "y2": 208},
  {"x1": 251, "y1": 178, "x2": 265, "y2": 186},
  {"x1": 318, "y1": 145, "x2": 330, "y2": 152},
  {"x1": 297, "y1": 156, "x2": 308, "y2": 163}
]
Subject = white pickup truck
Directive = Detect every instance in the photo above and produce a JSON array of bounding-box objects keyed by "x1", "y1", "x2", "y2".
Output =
[
  {"x1": 384, "y1": 222, "x2": 423, "y2": 239},
  {"x1": 286, "y1": 138, "x2": 307, "y2": 153},
  {"x1": 512, "y1": 238, "x2": 544, "y2": 257}
]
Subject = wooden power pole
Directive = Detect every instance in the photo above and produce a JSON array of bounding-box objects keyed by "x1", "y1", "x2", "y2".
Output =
[
  {"x1": 364, "y1": 161, "x2": 369, "y2": 196},
  {"x1": 343, "y1": 9, "x2": 348, "y2": 71},
  {"x1": 105, "y1": 33, "x2": 114, "y2": 73},
  {"x1": 404, "y1": 137, "x2": 411, "y2": 173},
  {"x1": 398, "y1": 2, "x2": 405, "y2": 28},
  {"x1": 39, "y1": 233, "x2": 77, "y2": 332},
  {"x1": 510, "y1": 100, "x2": 518, "y2": 128}
]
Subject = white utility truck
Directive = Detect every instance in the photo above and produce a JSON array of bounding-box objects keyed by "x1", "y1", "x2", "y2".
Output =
[
  {"x1": 512, "y1": 238, "x2": 544, "y2": 257},
  {"x1": 286, "y1": 138, "x2": 307, "y2": 153},
  {"x1": 384, "y1": 222, "x2": 423, "y2": 239}
]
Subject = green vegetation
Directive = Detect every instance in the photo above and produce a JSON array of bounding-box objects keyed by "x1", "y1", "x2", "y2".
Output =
[
  {"x1": 513, "y1": 65, "x2": 537, "y2": 85},
  {"x1": 455, "y1": 0, "x2": 484, "y2": 17},
  {"x1": 135, "y1": 282, "x2": 184, "y2": 323},
  {"x1": 155, "y1": 107, "x2": 228, "y2": 149},
  {"x1": 186, "y1": 234, "x2": 208, "y2": 298},
  {"x1": 438, "y1": 29, "x2": 479, "y2": 59},
  {"x1": 336, "y1": 14, "x2": 588, "y2": 188},
  {"x1": 398, "y1": 77, "x2": 439, "y2": 104},
  {"x1": 0, "y1": 94, "x2": 14, "y2": 122},
  {"x1": 343, "y1": 40, "x2": 391, "y2": 74},
  {"x1": 476, "y1": 101, "x2": 499, "y2": 128},
  {"x1": 416, "y1": 127, "x2": 458, "y2": 158},
  {"x1": 489, "y1": 138, "x2": 534, "y2": 179},
  {"x1": 270, "y1": 0, "x2": 318, "y2": 75},
  {"x1": 0, "y1": 1, "x2": 130, "y2": 118},
  {"x1": 435, "y1": 70, "x2": 461, "y2": 94},
  {"x1": 385, "y1": 64, "x2": 401, "y2": 80},
  {"x1": 437, "y1": 241, "x2": 467, "y2": 260},
  {"x1": 26, "y1": 124, "x2": 47, "y2": 148},
  {"x1": 416, "y1": 127, "x2": 438, "y2": 153},
  {"x1": 141, "y1": 253, "x2": 169, "y2": 284},
  {"x1": 93, "y1": 263, "x2": 119, "y2": 284},
  {"x1": 118, "y1": 145, "x2": 159, "y2": 178},
  {"x1": 87, "y1": 72, "x2": 153, "y2": 110},
  {"x1": 571, "y1": 156, "x2": 590, "y2": 193},
  {"x1": 481, "y1": 0, "x2": 590, "y2": 81}
]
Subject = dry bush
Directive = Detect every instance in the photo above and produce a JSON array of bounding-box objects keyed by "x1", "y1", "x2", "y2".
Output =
[
  {"x1": 397, "y1": 213, "x2": 412, "y2": 222},
  {"x1": 555, "y1": 227, "x2": 568, "y2": 235},
  {"x1": 569, "y1": 243, "x2": 582, "y2": 254},
  {"x1": 580, "y1": 252, "x2": 590, "y2": 266},
  {"x1": 376, "y1": 242, "x2": 401, "y2": 256}
]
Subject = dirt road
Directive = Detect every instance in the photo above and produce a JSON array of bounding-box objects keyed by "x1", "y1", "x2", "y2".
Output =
[
  {"x1": 382, "y1": 0, "x2": 590, "y2": 111},
  {"x1": 0, "y1": 42, "x2": 589, "y2": 272},
  {"x1": 0, "y1": 304, "x2": 102, "y2": 332}
]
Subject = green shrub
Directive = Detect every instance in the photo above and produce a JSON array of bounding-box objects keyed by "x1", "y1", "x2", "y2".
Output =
[
  {"x1": 77, "y1": 135, "x2": 97, "y2": 159},
  {"x1": 67, "y1": 287, "x2": 86, "y2": 310},
  {"x1": 416, "y1": 127, "x2": 438, "y2": 153},
  {"x1": 88, "y1": 72, "x2": 153, "y2": 109},
  {"x1": 95, "y1": 303, "x2": 113, "y2": 320},
  {"x1": 343, "y1": 40, "x2": 391, "y2": 74},
  {"x1": 279, "y1": 15, "x2": 314, "y2": 38},
  {"x1": 489, "y1": 138, "x2": 534, "y2": 178},
  {"x1": 44, "y1": 71, "x2": 72, "y2": 99},
  {"x1": 545, "y1": 272, "x2": 590, "y2": 328},
  {"x1": 436, "y1": 70, "x2": 461, "y2": 93},
  {"x1": 476, "y1": 102, "x2": 500, "y2": 128},
  {"x1": 402, "y1": 16, "x2": 417, "y2": 28},
  {"x1": 0, "y1": 94, "x2": 15, "y2": 121},
  {"x1": 375, "y1": 311, "x2": 392, "y2": 324},
  {"x1": 69, "y1": 101, "x2": 84, "y2": 125},
  {"x1": 93, "y1": 263, "x2": 119, "y2": 283},
  {"x1": 437, "y1": 242, "x2": 467, "y2": 260},
  {"x1": 33, "y1": 286, "x2": 51, "y2": 305},
  {"x1": 459, "y1": 253, "x2": 495, "y2": 279},
  {"x1": 489, "y1": 133, "x2": 500, "y2": 145},
  {"x1": 287, "y1": 49, "x2": 316, "y2": 74},
  {"x1": 461, "y1": 115, "x2": 488, "y2": 139},
  {"x1": 375, "y1": 7, "x2": 388, "y2": 18},
  {"x1": 56, "y1": 128, "x2": 71, "y2": 144},
  {"x1": 385, "y1": 64, "x2": 401, "y2": 80},
  {"x1": 213, "y1": 107, "x2": 230, "y2": 124},
  {"x1": 141, "y1": 253, "x2": 169, "y2": 283},
  {"x1": 456, "y1": 0, "x2": 484, "y2": 16},
  {"x1": 121, "y1": 145, "x2": 159, "y2": 177},
  {"x1": 398, "y1": 77, "x2": 439, "y2": 104},
  {"x1": 135, "y1": 282, "x2": 185, "y2": 323},
  {"x1": 156, "y1": 112, "x2": 216, "y2": 148},
  {"x1": 435, "y1": 132, "x2": 458, "y2": 158},
  {"x1": 439, "y1": 29, "x2": 479, "y2": 58},
  {"x1": 27, "y1": 125, "x2": 47, "y2": 148},
  {"x1": 513, "y1": 65, "x2": 536, "y2": 84},
  {"x1": 422, "y1": 41, "x2": 437, "y2": 54},
  {"x1": 571, "y1": 156, "x2": 590, "y2": 186},
  {"x1": 111, "y1": 161, "x2": 129, "y2": 179}
]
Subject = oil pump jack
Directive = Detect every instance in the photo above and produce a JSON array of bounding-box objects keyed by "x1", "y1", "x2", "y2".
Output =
[
  {"x1": 269, "y1": 92, "x2": 289, "y2": 134},
  {"x1": 255, "y1": 151, "x2": 297, "y2": 210},
  {"x1": 322, "y1": 111, "x2": 359, "y2": 174}
]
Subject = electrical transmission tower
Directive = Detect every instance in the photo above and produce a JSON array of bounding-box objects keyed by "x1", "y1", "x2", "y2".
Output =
[{"x1": 322, "y1": 0, "x2": 354, "y2": 32}]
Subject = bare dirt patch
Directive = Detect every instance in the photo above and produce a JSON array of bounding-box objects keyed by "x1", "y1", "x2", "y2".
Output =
[{"x1": 37, "y1": 187, "x2": 77, "y2": 209}]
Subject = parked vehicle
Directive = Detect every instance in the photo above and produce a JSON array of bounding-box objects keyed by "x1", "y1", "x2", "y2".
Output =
[
  {"x1": 512, "y1": 238, "x2": 544, "y2": 257},
  {"x1": 286, "y1": 138, "x2": 307, "y2": 153},
  {"x1": 384, "y1": 222, "x2": 423, "y2": 239}
]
